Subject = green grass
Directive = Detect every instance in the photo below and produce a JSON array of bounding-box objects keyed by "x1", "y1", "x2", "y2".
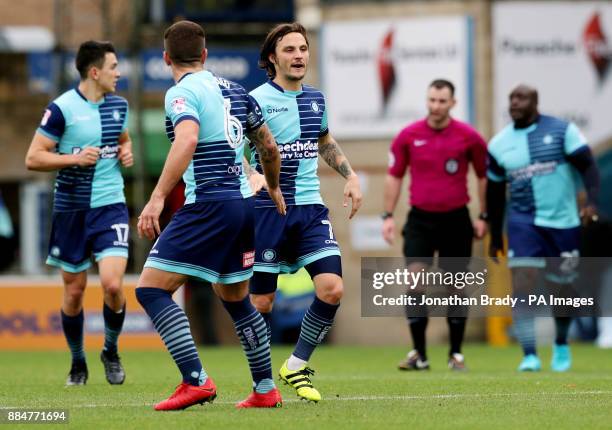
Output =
[{"x1": 1, "y1": 345, "x2": 611, "y2": 429}]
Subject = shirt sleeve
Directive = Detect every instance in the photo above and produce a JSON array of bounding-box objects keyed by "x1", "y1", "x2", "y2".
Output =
[
  {"x1": 387, "y1": 129, "x2": 409, "y2": 178},
  {"x1": 165, "y1": 86, "x2": 200, "y2": 127},
  {"x1": 319, "y1": 93, "x2": 329, "y2": 137},
  {"x1": 564, "y1": 122, "x2": 588, "y2": 155},
  {"x1": 121, "y1": 100, "x2": 129, "y2": 132},
  {"x1": 245, "y1": 94, "x2": 265, "y2": 133},
  {"x1": 487, "y1": 151, "x2": 506, "y2": 182},
  {"x1": 468, "y1": 130, "x2": 488, "y2": 178},
  {"x1": 36, "y1": 103, "x2": 65, "y2": 142}
]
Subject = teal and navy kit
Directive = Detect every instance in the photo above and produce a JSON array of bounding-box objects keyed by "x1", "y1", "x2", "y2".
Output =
[
  {"x1": 248, "y1": 81, "x2": 341, "y2": 287},
  {"x1": 37, "y1": 88, "x2": 129, "y2": 272},
  {"x1": 144, "y1": 71, "x2": 263, "y2": 284},
  {"x1": 487, "y1": 115, "x2": 590, "y2": 266}
]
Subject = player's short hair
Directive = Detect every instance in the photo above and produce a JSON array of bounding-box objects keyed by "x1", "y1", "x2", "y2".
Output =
[
  {"x1": 429, "y1": 79, "x2": 455, "y2": 97},
  {"x1": 164, "y1": 20, "x2": 206, "y2": 66},
  {"x1": 75, "y1": 41, "x2": 116, "y2": 80},
  {"x1": 259, "y1": 22, "x2": 309, "y2": 79}
]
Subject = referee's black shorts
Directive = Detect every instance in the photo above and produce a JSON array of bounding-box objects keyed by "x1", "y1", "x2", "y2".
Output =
[{"x1": 402, "y1": 206, "x2": 473, "y2": 271}]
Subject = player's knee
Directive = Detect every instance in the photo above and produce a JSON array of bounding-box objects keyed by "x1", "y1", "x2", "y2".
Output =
[
  {"x1": 102, "y1": 281, "x2": 122, "y2": 298},
  {"x1": 251, "y1": 294, "x2": 274, "y2": 313},
  {"x1": 318, "y1": 281, "x2": 343, "y2": 304},
  {"x1": 64, "y1": 286, "x2": 85, "y2": 307}
]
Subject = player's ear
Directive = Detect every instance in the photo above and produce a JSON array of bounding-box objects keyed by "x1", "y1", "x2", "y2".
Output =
[
  {"x1": 89, "y1": 65, "x2": 99, "y2": 81},
  {"x1": 201, "y1": 48, "x2": 208, "y2": 65},
  {"x1": 163, "y1": 51, "x2": 171, "y2": 66},
  {"x1": 269, "y1": 53, "x2": 277, "y2": 66},
  {"x1": 450, "y1": 97, "x2": 457, "y2": 109}
]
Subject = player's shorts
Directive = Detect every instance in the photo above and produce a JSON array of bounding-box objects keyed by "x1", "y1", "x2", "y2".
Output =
[
  {"x1": 252, "y1": 204, "x2": 342, "y2": 276},
  {"x1": 402, "y1": 206, "x2": 473, "y2": 272},
  {"x1": 46, "y1": 203, "x2": 129, "y2": 273},
  {"x1": 144, "y1": 198, "x2": 255, "y2": 284},
  {"x1": 507, "y1": 219, "x2": 580, "y2": 282}
]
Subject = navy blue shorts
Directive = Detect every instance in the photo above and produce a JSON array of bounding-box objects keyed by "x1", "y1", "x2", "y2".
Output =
[
  {"x1": 508, "y1": 219, "x2": 580, "y2": 281},
  {"x1": 144, "y1": 198, "x2": 255, "y2": 284},
  {"x1": 252, "y1": 204, "x2": 341, "y2": 276},
  {"x1": 46, "y1": 203, "x2": 129, "y2": 273}
]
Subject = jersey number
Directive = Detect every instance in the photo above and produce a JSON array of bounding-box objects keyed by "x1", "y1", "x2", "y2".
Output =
[{"x1": 223, "y1": 98, "x2": 244, "y2": 149}]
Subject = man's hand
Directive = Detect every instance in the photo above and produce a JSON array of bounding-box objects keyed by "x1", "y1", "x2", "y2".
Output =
[
  {"x1": 248, "y1": 171, "x2": 267, "y2": 194},
  {"x1": 119, "y1": 141, "x2": 134, "y2": 167},
  {"x1": 267, "y1": 186, "x2": 286, "y2": 215},
  {"x1": 137, "y1": 195, "x2": 164, "y2": 240},
  {"x1": 75, "y1": 147, "x2": 100, "y2": 167},
  {"x1": 580, "y1": 204, "x2": 599, "y2": 226},
  {"x1": 344, "y1": 174, "x2": 362, "y2": 219},
  {"x1": 473, "y1": 219, "x2": 488, "y2": 240},
  {"x1": 382, "y1": 217, "x2": 396, "y2": 245}
]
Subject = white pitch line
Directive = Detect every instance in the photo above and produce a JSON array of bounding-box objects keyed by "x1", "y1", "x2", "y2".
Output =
[{"x1": 2, "y1": 390, "x2": 611, "y2": 410}]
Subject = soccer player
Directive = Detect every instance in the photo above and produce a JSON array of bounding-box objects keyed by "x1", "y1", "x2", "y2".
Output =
[
  {"x1": 487, "y1": 84, "x2": 600, "y2": 371},
  {"x1": 25, "y1": 41, "x2": 133, "y2": 386},
  {"x1": 135, "y1": 20, "x2": 285, "y2": 411},
  {"x1": 245, "y1": 22, "x2": 362, "y2": 403},
  {"x1": 382, "y1": 79, "x2": 488, "y2": 371}
]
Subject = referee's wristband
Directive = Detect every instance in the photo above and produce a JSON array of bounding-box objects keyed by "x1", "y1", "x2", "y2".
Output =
[{"x1": 381, "y1": 211, "x2": 393, "y2": 220}]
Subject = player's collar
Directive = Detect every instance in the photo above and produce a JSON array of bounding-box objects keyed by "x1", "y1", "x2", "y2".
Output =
[
  {"x1": 267, "y1": 79, "x2": 303, "y2": 95},
  {"x1": 74, "y1": 87, "x2": 105, "y2": 106}
]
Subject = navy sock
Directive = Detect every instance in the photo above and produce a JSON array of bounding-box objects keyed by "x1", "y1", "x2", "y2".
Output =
[
  {"x1": 103, "y1": 303, "x2": 125, "y2": 355},
  {"x1": 61, "y1": 309, "x2": 85, "y2": 365},
  {"x1": 447, "y1": 317, "x2": 466, "y2": 355},
  {"x1": 555, "y1": 317, "x2": 571, "y2": 345},
  {"x1": 293, "y1": 297, "x2": 339, "y2": 362},
  {"x1": 136, "y1": 287, "x2": 206, "y2": 386},
  {"x1": 222, "y1": 296, "x2": 274, "y2": 393},
  {"x1": 409, "y1": 317, "x2": 428, "y2": 360}
]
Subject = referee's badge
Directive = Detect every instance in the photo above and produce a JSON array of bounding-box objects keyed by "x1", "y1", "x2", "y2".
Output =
[{"x1": 445, "y1": 158, "x2": 459, "y2": 175}]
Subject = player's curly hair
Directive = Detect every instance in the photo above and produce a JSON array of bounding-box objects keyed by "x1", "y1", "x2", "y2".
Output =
[
  {"x1": 259, "y1": 22, "x2": 309, "y2": 79},
  {"x1": 164, "y1": 20, "x2": 206, "y2": 66}
]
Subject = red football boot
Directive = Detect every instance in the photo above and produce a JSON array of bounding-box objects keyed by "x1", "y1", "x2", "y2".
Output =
[
  {"x1": 154, "y1": 377, "x2": 217, "y2": 411},
  {"x1": 236, "y1": 387, "x2": 282, "y2": 409}
]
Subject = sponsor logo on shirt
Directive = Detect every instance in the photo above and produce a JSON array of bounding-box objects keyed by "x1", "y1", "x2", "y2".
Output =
[
  {"x1": 414, "y1": 139, "x2": 427, "y2": 147},
  {"x1": 388, "y1": 152, "x2": 396, "y2": 168},
  {"x1": 75, "y1": 115, "x2": 91, "y2": 121},
  {"x1": 266, "y1": 106, "x2": 289, "y2": 114},
  {"x1": 277, "y1": 139, "x2": 319, "y2": 160},
  {"x1": 99, "y1": 145, "x2": 119, "y2": 159},
  {"x1": 227, "y1": 164, "x2": 242, "y2": 176},
  {"x1": 243, "y1": 250, "x2": 255, "y2": 268},
  {"x1": 508, "y1": 161, "x2": 557, "y2": 181},
  {"x1": 41, "y1": 109, "x2": 51, "y2": 126},
  {"x1": 171, "y1": 97, "x2": 186, "y2": 114}
]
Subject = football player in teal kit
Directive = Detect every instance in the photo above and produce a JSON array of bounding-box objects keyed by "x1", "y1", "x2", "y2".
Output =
[
  {"x1": 487, "y1": 85, "x2": 600, "y2": 372},
  {"x1": 245, "y1": 22, "x2": 363, "y2": 402},
  {"x1": 26, "y1": 41, "x2": 133, "y2": 386}
]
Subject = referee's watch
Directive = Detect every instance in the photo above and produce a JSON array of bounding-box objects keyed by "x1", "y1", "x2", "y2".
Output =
[
  {"x1": 381, "y1": 211, "x2": 393, "y2": 220},
  {"x1": 478, "y1": 212, "x2": 489, "y2": 221}
]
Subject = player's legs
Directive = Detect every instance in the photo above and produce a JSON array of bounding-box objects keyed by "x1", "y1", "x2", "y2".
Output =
[
  {"x1": 438, "y1": 206, "x2": 473, "y2": 370},
  {"x1": 61, "y1": 269, "x2": 88, "y2": 385},
  {"x1": 136, "y1": 267, "x2": 216, "y2": 411},
  {"x1": 98, "y1": 256, "x2": 128, "y2": 384},
  {"x1": 401, "y1": 208, "x2": 436, "y2": 368},
  {"x1": 249, "y1": 272, "x2": 279, "y2": 344},
  {"x1": 213, "y1": 280, "x2": 280, "y2": 408},
  {"x1": 543, "y1": 226, "x2": 581, "y2": 372}
]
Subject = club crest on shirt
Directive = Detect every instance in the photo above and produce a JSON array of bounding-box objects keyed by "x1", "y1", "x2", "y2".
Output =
[
  {"x1": 543, "y1": 134, "x2": 554, "y2": 145},
  {"x1": 310, "y1": 100, "x2": 320, "y2": 113},
  {"x1": 112, "y1": 109, "x2": 121, "y2": 122},
  {"x1": 445, "y1": 158, "x2": 459, "y2": 175}
]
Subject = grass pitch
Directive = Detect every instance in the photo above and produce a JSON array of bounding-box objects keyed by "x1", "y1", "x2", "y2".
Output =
[{"x1": 1, "y1": 344, "x2": 611, "y2": 429}]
